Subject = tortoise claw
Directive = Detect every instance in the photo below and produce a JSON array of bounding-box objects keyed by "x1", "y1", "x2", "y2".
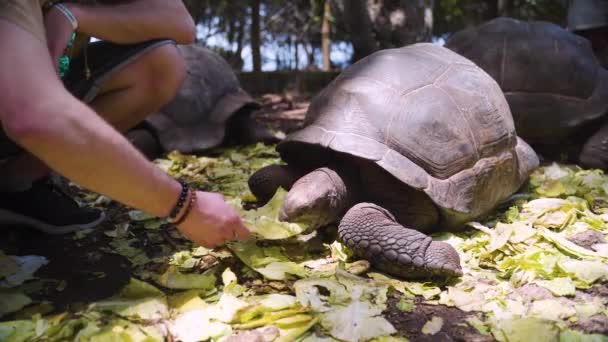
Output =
[{"x1": 425, "y1": 241, "x2": 463, "y2": 277}]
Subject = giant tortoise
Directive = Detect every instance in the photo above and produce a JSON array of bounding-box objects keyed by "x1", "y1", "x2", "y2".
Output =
[
  {"x1": 445, "y1": 17, "x2": 608, "y2": 169},
  {"x1": 568, "y1": 0, "x2": 608, "y2": 68},
  {"x1": 248, "y1": 43, "x2": 539, "y2": 279},
  {"x1": 127, "y1": 44, "x2": 278, "y2": 159}
]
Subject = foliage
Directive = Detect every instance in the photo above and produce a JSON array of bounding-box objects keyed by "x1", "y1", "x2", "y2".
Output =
[{"x1": 2, "y1": 145, "x2": 608, "y2": 341}]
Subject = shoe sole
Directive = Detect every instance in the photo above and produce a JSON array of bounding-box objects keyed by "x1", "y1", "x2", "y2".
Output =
[{"x1": 0, "y1": 209, "x2": 106, "y2": 235}]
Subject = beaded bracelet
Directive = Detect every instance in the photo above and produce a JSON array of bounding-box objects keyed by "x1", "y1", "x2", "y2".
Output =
[
  {"x1": 174, "y1": 190, "x2": 197, "y2": 226},
  {"x1": 168, "y1": 180, "x2": 189, "y2": 222}
]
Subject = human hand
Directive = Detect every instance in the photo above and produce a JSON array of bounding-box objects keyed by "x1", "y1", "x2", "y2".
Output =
[
  {"x1": 176, "y1": 191, "x2": 252, "y2": 248},
  {"x1": 43, "y1": 4, "x2": 76, "y2": 71}
]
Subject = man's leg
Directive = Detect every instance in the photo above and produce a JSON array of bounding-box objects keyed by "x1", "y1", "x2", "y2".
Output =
[{"x1": 90, "y1": 43, "x2": 186, "y2": 132}]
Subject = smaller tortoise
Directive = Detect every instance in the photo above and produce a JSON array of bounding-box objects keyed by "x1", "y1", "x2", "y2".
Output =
[
  {"x1": 127, "y1": 44, "x2": 279, "y2": 159},
  {"x1": 445, "y1": 17, "x2": 608, "y2": 169},
  {"x1": 568, "y1": 0, "x2": 608, "y2": 69},
  {"x1": 248, "y1": 43, "x2": 539, "y2": 279}
]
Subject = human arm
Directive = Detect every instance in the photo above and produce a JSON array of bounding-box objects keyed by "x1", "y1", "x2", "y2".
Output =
[
  {"x1": 7, "y1": 99, "x2": 251, "y2": 246},
  {"x1": 66, "y1": 0, "x2": 196, "y2": 44},
  {"x1": 44, "y1": 0, "x2": 196, "y2": 69},
  {"x1": 0, "y1": 26, "x2": 249, "y2": 247},
  {"x1": 5, "y1": 93, "x2": 250, "y2": 247}
]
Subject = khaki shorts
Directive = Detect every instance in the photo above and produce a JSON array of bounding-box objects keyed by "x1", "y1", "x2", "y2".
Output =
[{"x1": 0, "y1": 0, "x2": 46, "y2": 42}]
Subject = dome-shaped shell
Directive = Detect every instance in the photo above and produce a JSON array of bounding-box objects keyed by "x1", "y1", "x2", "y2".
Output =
[
  {"x1": 445, "y1": 17, "x2": 608, "y2": 144},
  {"x1": 145, "y1": 44, "x2": 257, "y2": 153},
  {"x1": 278, "y1": 43, "x2": 538, "y2": 227}
]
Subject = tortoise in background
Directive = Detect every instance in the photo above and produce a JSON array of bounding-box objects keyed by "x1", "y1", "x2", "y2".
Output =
[
  {"x1": 445, "y1": 17, "x2": 608, "y2": 169},
  {"x1": 568, "y1": 0, "x2": 608, "y2": 68},
  {"x1": 127, "y1": 44, "x2": 279, "y2": 159},
  {"x1": 248, "y1": 43, "x2": 539, "y2": 279}
]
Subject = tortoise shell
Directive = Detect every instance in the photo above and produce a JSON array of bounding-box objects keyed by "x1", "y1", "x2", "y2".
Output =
[
  {"x1": 145, "y1": 44, "x2": 257, "y2": 153},
  {"x1": 277, "y1": 43, "x2": 538, "y2": 228},
  {"x1": 446, "y1": 17, "x2": 608, "y2": 144}
]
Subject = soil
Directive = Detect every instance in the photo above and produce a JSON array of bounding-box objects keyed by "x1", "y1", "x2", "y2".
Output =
[
  {"x1": 384, "y1": 296, "x2": 495, "y2": 342},
  {"x1": 0, "y1": 203, "x2": 132, "y2": 315}
]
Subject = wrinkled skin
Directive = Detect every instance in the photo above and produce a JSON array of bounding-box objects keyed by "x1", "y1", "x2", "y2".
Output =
[
  {"x1": 279, "y1": 165, "x2": 360, "y2": 228},
  {"x1": 249, "y1": 157, "x2": 463, "y2": 279}
]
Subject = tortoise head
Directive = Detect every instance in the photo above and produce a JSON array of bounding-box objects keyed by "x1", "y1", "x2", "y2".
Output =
[{"x1": 279, "y1": 166, "x2": 359, "y2": 229}]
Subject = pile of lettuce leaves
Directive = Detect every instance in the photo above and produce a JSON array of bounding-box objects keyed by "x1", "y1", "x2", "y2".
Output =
[{"x1": 1, "y1": 144, "x2": 607, "y2": 342}]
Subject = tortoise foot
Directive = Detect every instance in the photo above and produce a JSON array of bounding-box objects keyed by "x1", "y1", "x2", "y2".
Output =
[
  {"x1": 579, "y1": 122, "x2": 608, "y2": 170},
  {"x1": 248, "y1": 164, "x2": 304, "y2": 204},
  {"x1": 338, "y1": 203, "x2": 462, "y2": 279}
]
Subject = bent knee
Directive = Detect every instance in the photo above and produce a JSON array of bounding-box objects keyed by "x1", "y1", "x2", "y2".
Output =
[{"x1": 138, "y1": 43, "x2": 187, "y2": 105}]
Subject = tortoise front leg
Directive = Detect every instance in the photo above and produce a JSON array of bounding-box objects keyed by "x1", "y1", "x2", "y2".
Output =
[
  {"x1": 248, "y1": 164, "x2": 307, "y2": 204},
  {"x1": 338, "y1": 203, "x2": 463, "y2": 279},
  {"x1": 579, "y1": 121, "x2": 608, "y2": 170}
]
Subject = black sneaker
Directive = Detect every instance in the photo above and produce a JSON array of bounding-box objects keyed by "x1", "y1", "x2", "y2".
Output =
[{"x1": 0, "y1": 178, "x2": 105, "y2": 235}]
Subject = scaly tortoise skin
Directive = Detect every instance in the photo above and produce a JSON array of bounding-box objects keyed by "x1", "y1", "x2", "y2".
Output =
[
  {"x1": 249, "y1": 43, "x2": 539, "y2": 279},
  {"x1": 445, "y1": 17, "x2": 608, "y2": 168}
]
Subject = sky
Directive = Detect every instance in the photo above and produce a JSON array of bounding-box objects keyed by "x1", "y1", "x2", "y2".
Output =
[
  {"x1": 197, "y1": 24, "x2": 355, "y2": 72},
  {"x1": 197, "y1": 24, "x2": 448, "y2": 72}
]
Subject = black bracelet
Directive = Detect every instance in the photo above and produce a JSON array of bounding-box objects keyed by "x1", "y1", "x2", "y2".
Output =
[
  {"x1": 174, "y1": 190, "x2": 197, "y2": 226},
  {"x1": 168, "y1": 180, "x2": 189, "y2": 221}
]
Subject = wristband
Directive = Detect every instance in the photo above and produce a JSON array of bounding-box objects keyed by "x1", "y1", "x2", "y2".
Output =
[
  {"x1": 42, "y1": 0, "x2": 64, "y2": 13},
  {"x1": 53, "y1": 3, "x2": 79, "y2": 31},
  {"x1": 168, "y1": 181, "x2": 189, "y2": 222},
  {"x1": 174, "y1": 190, "x2": 197, "y2": 226}
]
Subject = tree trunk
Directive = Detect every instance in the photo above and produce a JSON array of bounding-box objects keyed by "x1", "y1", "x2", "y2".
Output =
[
  {"x1": 423, "y1": 0, "x2": 434, "y2": 42},
  {"x1": 301, "y1": 39, "x2": 316, "y2": 70},
  {"x1": 293, "y1": 36, "x2": 299, "y2": 71},
  {"x1": 498, "y1": 0, "x2": 512, "y2": 16},
  {"x1": 485, "y1": 0, "x2": 499, "y2": 19},
  {"x1": 342, "y1": 0, "x2": 378, "y2": 62},
  {"x1": 397, "y1": 0, "x2": 433, "y2": 45},
  {"x1": 321, "y1": 0, "x2": 332, "y2": 71},
  {"x1": 251, "y1": 0, "x2": 262, "y2": 73},
  {"x1": 233, "y1": 18, "x2": 245, "y2": 70}
]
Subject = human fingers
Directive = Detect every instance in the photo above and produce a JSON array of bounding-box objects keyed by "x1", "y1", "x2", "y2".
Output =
[{"x1": 233, "y1": 221, "x2": 253, "y2": 241}]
